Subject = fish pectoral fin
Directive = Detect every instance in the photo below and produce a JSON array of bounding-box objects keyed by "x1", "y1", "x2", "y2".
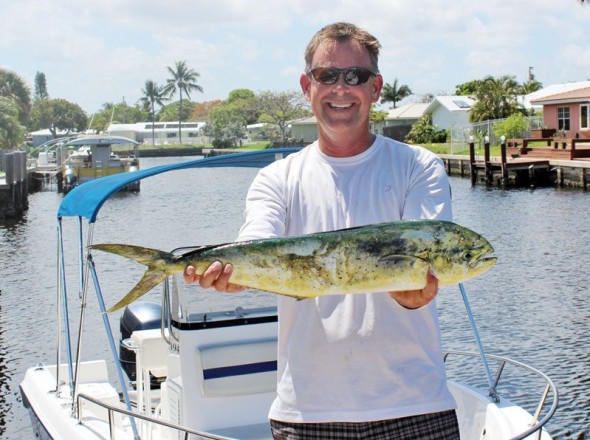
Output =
[
  {"x1": 252, "y1": 287, "x2": 312, "y2": 301},
  {"x1": 378, "y1": 254, "x2": 428, "y2": 265}
]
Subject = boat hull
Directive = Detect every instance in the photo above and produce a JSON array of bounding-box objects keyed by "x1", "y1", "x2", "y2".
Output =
[{"x1": 20, "y1": 355, "x2": 555, "y2": 440}]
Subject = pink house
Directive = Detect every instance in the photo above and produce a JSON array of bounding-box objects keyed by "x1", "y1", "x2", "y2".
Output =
[{"x1": 530, "y1": 87, "x2": 590, "y2": 139}]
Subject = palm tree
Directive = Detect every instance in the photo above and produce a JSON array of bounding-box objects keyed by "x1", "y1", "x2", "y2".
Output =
[
  {"x1": 163, "y1": 61, "x2": 203, "y2": 144},
  {"x1": 0, "y1": 68, "x2": 32, "y2": 125},
  {"x1": 139, "y1": 80, "x2": 167, "y2": 146},
  {"x1": 518, "y1": 79, "x2": 543, "y2": 95},
  {"x1": 469, "y1": 75, "x2": 521, "y2": 123},
  {"x1": 380, "y1": 79, "x2": 412, "y2": 109}
]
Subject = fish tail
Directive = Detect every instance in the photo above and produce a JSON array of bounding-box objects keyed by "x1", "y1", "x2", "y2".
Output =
[{"x1": 90, "y1": 243, "x2": 174, "y2": 313}]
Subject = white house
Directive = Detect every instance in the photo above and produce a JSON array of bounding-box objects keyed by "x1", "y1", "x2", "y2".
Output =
[
  {"x1": 424, "y1": 96, "x2": 476, "y2": 130},
  {"x1": 107, "y1": 121, "x2": 208, "y2": 145},
  {"x1": 289, "y1": 116, "x2": 319, "y2": 144}
]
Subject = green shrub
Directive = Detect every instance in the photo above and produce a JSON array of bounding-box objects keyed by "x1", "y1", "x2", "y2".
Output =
[
  {"x1": 493, "y1": 113, "x2": 530, "y2": 140},
  {"x1": 405, "y1": 114, "x2": 447, "y2": 144}
]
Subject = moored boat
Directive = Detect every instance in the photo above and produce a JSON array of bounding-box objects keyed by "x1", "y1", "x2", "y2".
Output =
[
  {"x1": 19, "y1": 148, "x2": 558, "y2": 439},
  {"x1": 60, "y1": 134, "x2": 140, "y2": 193}
]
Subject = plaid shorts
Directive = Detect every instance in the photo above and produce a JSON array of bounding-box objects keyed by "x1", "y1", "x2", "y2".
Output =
[{"x1": 270, "y1": 410, "x2": 460, "y2": 440}]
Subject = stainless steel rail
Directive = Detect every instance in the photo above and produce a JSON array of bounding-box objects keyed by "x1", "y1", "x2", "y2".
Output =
[
  {"x1": 75, "y1": 349, "x2": 557, "y2": 440},
  {"x1": 444, "y1": 350, "x2": 559, "y2": 440},
  {"x1": 77, "y1": 393, "x2": 234, "y2": 440}
]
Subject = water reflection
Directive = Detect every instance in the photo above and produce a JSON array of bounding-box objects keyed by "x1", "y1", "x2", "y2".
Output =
[{"x1": 0, "y1": 157, "x2": 588, "y2": 439}]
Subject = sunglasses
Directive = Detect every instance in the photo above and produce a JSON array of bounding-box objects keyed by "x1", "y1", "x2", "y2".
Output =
[{"x1": 307, "y1": 67, "x2": 377, "y2": 86}]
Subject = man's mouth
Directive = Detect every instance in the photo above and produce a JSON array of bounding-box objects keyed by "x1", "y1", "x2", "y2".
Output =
[{"x1": 328, "y1": 103, "x2": 353, "y2": 109}]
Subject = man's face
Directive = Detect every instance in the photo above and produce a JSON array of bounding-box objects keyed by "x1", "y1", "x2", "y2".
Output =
[{"x1": 300, "y1": 39, "x2": 383, "y2": 141}]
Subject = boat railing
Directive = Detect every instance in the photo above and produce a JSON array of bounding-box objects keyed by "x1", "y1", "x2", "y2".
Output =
[
  {"x1": 77, "y1": 392, "x2": 234, "y2": 440},
  {"x1": 443, "y1": 350, "x2": 559, "y2": 440},
  {"x1": 75, "y1": 349, "x2": 557, "y2": 440}
]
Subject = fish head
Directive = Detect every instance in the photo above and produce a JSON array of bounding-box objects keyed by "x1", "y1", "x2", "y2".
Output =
[{"x1": 429, "y1": 223, "x2": 497, "y2": 285}]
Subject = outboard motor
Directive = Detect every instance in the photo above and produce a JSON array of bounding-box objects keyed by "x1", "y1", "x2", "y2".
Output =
[{"x1": 119, "y1": 301, "x2": 162, "y2": 386}]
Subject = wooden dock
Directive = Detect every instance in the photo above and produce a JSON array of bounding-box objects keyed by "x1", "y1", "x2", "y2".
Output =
[
  {"x1": 440, "y1": 141, "x2": 590, "y2": 188},
  {"x1": 0, "y1": 151, "x2": 28, "y2": 219}
]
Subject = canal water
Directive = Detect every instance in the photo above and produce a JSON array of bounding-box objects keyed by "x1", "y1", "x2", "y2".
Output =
[{"x1": 0, "y1": 156, "x2": 588, "y2": 439}]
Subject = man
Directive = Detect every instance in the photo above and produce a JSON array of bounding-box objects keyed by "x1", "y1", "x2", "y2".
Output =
[{"x1": 185, "y1": 22, "x2": 459, "y2": 439}]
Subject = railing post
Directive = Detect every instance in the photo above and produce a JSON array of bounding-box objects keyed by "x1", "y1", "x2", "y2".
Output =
[
  {"x1": 500, "y1": 140, "x2": 508, "y2": 187},
  {"x1": 469, "y1": 142, "x2": 477, "y2": 185},
  {"x1": 484, "y1": 141, "x2": 492, "y2": 185}
]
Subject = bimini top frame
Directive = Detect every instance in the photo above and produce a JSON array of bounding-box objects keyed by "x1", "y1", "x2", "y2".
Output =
[{"x1": 54, "y1": 148, "x2": 303, "y2": 432}]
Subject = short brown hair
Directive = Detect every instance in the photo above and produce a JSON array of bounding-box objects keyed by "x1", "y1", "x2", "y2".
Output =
[{"x1": 304, "y1": 22, "x2": 381, "y2": 73}]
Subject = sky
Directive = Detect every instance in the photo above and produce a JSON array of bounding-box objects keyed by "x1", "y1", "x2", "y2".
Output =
[{"x1": 2, "y1": 0, "x2": 589, "y2": 115}]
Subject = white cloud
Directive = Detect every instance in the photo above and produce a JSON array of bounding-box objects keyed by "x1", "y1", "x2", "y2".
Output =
[{"x1": 2, "y1": 0, "x2": 589, "y2": 112}]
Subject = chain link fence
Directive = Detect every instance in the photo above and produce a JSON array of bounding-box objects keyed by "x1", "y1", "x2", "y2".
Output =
[{"x1": 448, "y1": 116, "x2": 544, "y2": 154}]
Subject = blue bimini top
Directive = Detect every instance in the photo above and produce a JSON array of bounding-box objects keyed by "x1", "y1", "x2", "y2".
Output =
[{"x1": 57, "y1": 148, "x2": 302, "y2": 223}]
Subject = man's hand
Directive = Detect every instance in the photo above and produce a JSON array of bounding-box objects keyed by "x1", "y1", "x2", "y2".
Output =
[
  {"x1": 389, "y1": 270, "x2": 439, "y2": 309},
  {"x1": 184, "y1": 262, "x2": 245, "y2": 293}
]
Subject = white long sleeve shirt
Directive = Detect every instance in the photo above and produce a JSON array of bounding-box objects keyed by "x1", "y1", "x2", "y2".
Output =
[{"x1": 238, "y1": 135, "x2": 456, "y2": 423}]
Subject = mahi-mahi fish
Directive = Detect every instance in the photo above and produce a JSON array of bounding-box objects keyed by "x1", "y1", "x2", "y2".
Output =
[{"x1": 90, "y1": 220, "x2": 496, "y2": 313}]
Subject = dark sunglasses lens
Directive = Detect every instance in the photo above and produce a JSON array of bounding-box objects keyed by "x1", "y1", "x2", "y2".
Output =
[
  {"x1": 345, "y1": 68, "x2": 372, "y2": 85},
  {"x1": 315, "y1": 68, "x2": 339, "y2": 84},
  {"x1": 310, "y1": 67, "x2": 374, "y2": 85}
]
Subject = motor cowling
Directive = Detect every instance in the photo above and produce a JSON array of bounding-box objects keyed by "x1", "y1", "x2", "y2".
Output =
[{"x1": 119, "y1": 301, "x2": 162, "y2": 385}]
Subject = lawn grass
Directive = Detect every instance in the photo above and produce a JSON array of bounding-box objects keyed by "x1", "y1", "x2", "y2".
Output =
[{"x1": 114, "y1": 141, "x2": 504, "y2": 157}]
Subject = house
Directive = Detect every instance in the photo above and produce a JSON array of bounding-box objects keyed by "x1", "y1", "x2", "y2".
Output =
[
  {"x1": 424, "y1": 96, "x2": 476, "y2": 131},
  {"x1": 290, "y1": 96, "x2": 475, "y2": 144},
  {"x1": 530, "y1": 85, "x2": 590, "y2": 139},
  {"x1": 107, "y1": 121, "x2": 208, "y2": 145},
  {"x1": 375, "y1": 103, "x2": 429, "y2": 141},
  {"x1": 28, "y1": 128, "x2": 73, "y2": 147},
  {"x1": 289, "y1": 116, "x2": 319, "y2": 144}
]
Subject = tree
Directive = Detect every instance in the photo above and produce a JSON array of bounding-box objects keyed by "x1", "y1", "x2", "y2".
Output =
[
  {"x1": 370, "y1": 107, "x2": 388, "y2": 123},
  {"x1": 0, "y1": 68, "x2": 31, "y2": 126},
  {"x1": 519, "y1": 79, "x2": 543, "y2": 95},
  {"x1": 158, "y1": 101, "x2": 195, "y2": 123},
  {"x1": 30, "y1": 98, "x2": 87, "y2": 138},
  {"x1": 163, "y1": 61, "x2": 203, "y2": 143},
  {"x1": 226, "y1": 89, "x2": 260, "y2": 124},
  {"x1": 0, "y1": 97, "x2": 25, "y2": 149},
  {"x1": 405, "y1": 114, "x2": 447, "y2": 144},
  {"x1": 455, "y1": 80, "x2": 482, "y2": 96},
  {"x1": 190, "y1": 99, "x2": 222, "y2": 120},
  {"x1": 493, "y1": 113, "x2": 530, "y2": 140},
  {"x1": 254, "y1": 90, "x2": 310, "y2": 144},
  {"x1": 90, "y1": 101, "x2": 148, "y2": 132},
  {"x1": 469, "y1": 75, "x2": 522, "y2": 123},
  {"x1": 202, "y1": 104, "x2": 247, "y2": 148},
  {"x1": 34, "y1": 71, "x2": 49, "y2": 101},
  {"x1": 380, "y1": 79, "x2": 412, "y2": 109},
  {"x1": 138, "y1": 80, "x2": 167, "y2": 146}
]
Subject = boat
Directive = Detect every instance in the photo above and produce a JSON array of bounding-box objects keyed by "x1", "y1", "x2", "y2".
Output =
[
  {"x1": 60, "y1": 134, "x2": 140, "y2": 193},
  {"x1": 19, "y1": 148, "x2": 558, "y2": 440}
]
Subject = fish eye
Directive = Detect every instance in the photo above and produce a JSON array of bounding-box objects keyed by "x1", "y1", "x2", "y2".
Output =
[{"x1": 464, "y1": 251, "x2": 473, "y2": 260}]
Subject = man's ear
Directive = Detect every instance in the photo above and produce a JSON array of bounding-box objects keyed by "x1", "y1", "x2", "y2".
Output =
[
  {"x1": 300, "y1": 73, "x2": 312, "y2": 101},
  {"x1": 372, "y1": 74, "x2": 384, "y2": 103}
]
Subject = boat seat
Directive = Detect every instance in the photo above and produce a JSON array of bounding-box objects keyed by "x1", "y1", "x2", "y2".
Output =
[
  {"x1": 196, "y1": 337, "x2": 277, "y2": 398},
  {"x1": 130, "y1": 329, "x2": 168, "y2": 379},
  {"x1": 130, "y1": 329, "x2": 169, "y2": 416}
]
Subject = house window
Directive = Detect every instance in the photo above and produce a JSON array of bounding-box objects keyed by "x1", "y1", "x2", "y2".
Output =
[
  {"x1": 581, "y1": 104, "x2": 589, "y2": 130},
  {"x1": 558, "y1": 107, "x2": 570, "y2": 131}
]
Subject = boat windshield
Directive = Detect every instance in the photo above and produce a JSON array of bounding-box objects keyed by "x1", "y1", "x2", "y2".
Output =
[{"x1": 169, "y1": 272, "x2": 277, "y2": 325}]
